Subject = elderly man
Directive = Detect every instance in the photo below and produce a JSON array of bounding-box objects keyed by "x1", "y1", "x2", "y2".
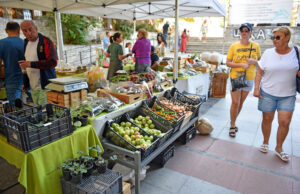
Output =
[
  {"x1": 19, "y1": 20, "x2": 57, "y2": 105},
  {"x1": 0, "y1": 22, "x2": 24, "y2": 105}
]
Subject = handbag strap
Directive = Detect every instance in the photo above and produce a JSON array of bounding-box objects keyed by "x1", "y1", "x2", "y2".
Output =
[
  {"x1": 248, "y1": 43, "x2": 253, "y2": 58},
  {"x1": 294, "y1": 46, "x2": 300, "y2": 70}
]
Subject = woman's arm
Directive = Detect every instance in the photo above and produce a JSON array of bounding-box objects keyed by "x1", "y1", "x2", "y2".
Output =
[
  {"x1": 118, "y1": 53, "x2": 132, "y2": 60},
  {"x1": 254, "y1": 67, "x2": 264, "y2": 98},
  {"x1": 226, "y1": 59, "x2": 249, "y2": 69}
]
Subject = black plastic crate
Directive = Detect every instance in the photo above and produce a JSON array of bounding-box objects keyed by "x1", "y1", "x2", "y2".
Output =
[
  {"x1": 61, "y1": 169, "x2": 122, "y2": 194},
  {"x1": 3, "y1": 104, "x2": 73, "y2": 152},
  {"x1": 104, "y1": 114, "x2": 159, "y2": 160},
  {"x1": 167, "y1": 88, "x2": 203, "y2": 120},
  {"x1": 143, "y1": 97, "x2": 185, "y2": 134},
  {"x1": 126, "y1": 107, "x2": 173, "y2": 148},
  {"x1": 0, "y1": 100, "x2": 33, "y2": 136},
  {"x1": 178, "y1": 126, "x2": 196, "y2": 145},
  {"x1": 152, "y1": 144, "x2": 175, "y2": 167}
]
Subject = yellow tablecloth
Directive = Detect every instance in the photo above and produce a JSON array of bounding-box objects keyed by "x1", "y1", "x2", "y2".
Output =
[{"x1": 0, "y1": 125, "x2": 103, "y2": 194}]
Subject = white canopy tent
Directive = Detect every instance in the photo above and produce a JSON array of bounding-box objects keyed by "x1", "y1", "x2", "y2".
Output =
[
  {"x1": 0, "y1": 0, "x2": 164, "y2": 60},
  {"x1": 63, "y1": 0, "x2": 226, "y2": 81}
]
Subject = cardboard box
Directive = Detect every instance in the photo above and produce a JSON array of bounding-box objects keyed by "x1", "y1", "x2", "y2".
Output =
[{"x1": 122, "y1": 182, "x2": 131, "y2": 194}]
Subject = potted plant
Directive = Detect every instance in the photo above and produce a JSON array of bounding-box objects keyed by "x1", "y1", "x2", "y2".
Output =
[
  {"x1": 88, "y1": 145, "x2": 103, "y2": 161},
  {"x1": 69, "y1": 162, "x2": 87, "y2": 184},
  {"x1": 80, "y1": 155, "x2": 94, "y2": 177},
  {"x1": 78, "y1": 114, "x2": 89, "y2": 127},
  {"x1": 62, "y1": 159, "x2": 72, "y2": 181},
  {"x1": 94, "y1": 156, "x2": 107, "y2": 173},
  {"x1": 107, "y1": 154, "x2": 117, "y2": 169}
]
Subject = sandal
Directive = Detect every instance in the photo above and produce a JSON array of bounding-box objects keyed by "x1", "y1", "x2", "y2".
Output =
[
  {"x1": 259, "y1": 144, "x2": 268, "y2": 153},
  {"x1": 229, "y1": 127, "x2": 237, "y2": 137},
  {"x1": 275, "y1": 151, "x2": 289, "y2": 162}
]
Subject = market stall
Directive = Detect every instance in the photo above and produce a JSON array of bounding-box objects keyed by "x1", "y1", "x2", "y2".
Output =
[{"x1": 0, "y1": 125, "x2": 102, "y2": 194}]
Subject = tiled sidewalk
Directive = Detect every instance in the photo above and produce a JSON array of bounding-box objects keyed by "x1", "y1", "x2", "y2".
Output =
[{"x1": 137, "y1": 92, "x2": 300, "y2": 194}]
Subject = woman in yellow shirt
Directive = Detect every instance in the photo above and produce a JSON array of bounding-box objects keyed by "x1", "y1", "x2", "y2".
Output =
[{"x1": 226, "y1": 23, "x2": 261, "y2": 137}]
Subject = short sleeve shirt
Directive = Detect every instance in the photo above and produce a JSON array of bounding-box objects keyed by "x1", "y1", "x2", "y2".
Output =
[
  {"x1": 107, "y1": 43, "x2": 123, "y2": 64},
  {"x1": 151, "y1": 53, "x2": 159, "y2": 65},
  {"x1": 0, "y1": 37, "x2": 24, "y2": 86},
  {"x1": 227, "y1": 41, "x2": 261, "y2": 80},
  {"x1": 103, "y1": 37, "x2": 109, "y2": 50}
]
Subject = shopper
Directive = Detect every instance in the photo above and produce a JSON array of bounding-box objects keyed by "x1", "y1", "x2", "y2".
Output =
[
  {"x1": 132, "y1": 29, "x2": 151, "y2": 73},
  {"x1": 180, "y1": 29, "x2": 188, "y2": 53},
  {"x1": 0, "y1": 21, "x2": 24, "y2": 105},
  {"x1": 201, "y1": 20, "x2": 208, "y2": 41},
  {"x1": 19, "y1": 20, "x2": 57, "y2": 106},
  {"x1": 124, "y1": 42, "x2": 132, "y2": 55},
  {"x1": 105, "y1": 32, "x2": 132, "y2": 80},
  {"x1": 157, "y1": 33, "x2": 167, "y2": 57},
  {"x1": 247, "y1": 27, "x2": 299, "y2": 162},
  {"x1": 151, "y1": 46, "x2": 159, "y2": 71},
  {"x1": 162, "y1": 21, "x2": 169, "y2": 42},
  {"x1": 226, "y1": 23, "x2": 261, "y2": 137},
  {"x1": 103, "y1": 31, "x2": 110, "y2": 51}
]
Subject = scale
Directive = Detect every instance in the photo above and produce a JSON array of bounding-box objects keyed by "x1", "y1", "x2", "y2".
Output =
[{"x1": 46, "y1": 77, "x2": 88, "y2": 93}]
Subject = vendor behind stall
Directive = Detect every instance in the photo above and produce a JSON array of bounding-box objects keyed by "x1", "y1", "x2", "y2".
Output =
[
  {"x1": 105, "y1": 32, "x2": 131, "y2": 80},
  {"x1": 151, "y1": 46, "x2": 159, "y2": 71},
  {"x1": 132, "y1": 29, "x2": 151, "y2": 73}
]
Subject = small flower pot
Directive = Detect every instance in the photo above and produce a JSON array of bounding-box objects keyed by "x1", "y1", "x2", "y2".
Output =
[
  {"x1": 71, "y1": 172, "x2": 82, "y2": 184},
  {"x1": 107, "y1": 160, "x2": 116, "y2": 169},
  {"x1": 94, "y1": 161, "x2": 107, "y2": 174},
  {"x1": 79, "y1": 115, "x2": 88, "y2": 127},
  {"x1": 62, "y1": 168, "x2": 71, "y2": 181},
  {"x1": 84, "y1": 162, "x2": 94, "y2": 177}
]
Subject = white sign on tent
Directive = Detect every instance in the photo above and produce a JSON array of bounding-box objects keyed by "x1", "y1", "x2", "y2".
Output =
[{"x1": 229, "y1": 0, "x2": 293, "y2": 24}]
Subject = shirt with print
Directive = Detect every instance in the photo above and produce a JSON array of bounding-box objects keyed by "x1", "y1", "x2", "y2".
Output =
[
  {"x1": 0, "y1": 37, "x2": 24, "y2": 86},
  {"x1": 227, "y1": 41, "x2": 261, "y2": 80}
]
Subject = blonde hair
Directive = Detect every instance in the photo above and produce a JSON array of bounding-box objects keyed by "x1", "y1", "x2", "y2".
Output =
[
  {"x1": 138, "y1": 28, "x2": 148, "y2": 38},
  {"x1": 273, "y1": 26, "x2": 292, "y2": 37}
]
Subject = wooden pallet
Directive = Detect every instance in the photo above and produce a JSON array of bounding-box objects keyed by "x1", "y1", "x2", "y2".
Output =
[{"x1": 97, "y1": 88, "x2": 143, "y2": 104}]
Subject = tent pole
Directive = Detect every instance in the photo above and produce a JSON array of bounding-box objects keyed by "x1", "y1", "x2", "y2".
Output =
[
  {"x1": 173, "y1": 0, "x2": 179, "y2": 83},
  {"x1": 222, "y1": 16, "x2": 225, "y2": 55},
  {"x1": 54, "y1": 11, "x2": 65, "y2": 61}
]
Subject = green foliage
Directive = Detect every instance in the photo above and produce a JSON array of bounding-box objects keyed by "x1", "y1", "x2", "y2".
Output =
[
  {"x1": 44, "y1": 12, "x2": 100, "y2": 44},
  {"x1": 112, "y1": 19, "x2": 133, "y2": 39},
  {"x1": 136, "y1": 23, "x2": 158, "y2": 33}
]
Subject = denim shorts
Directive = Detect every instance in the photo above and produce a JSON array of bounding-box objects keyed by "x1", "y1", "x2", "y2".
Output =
[
  {"x1": 258, "y1": 89, "x2": 296, "y2": 113},
  {"x1": 230, "y1": 79, "x2": 254, "y2": 92}
]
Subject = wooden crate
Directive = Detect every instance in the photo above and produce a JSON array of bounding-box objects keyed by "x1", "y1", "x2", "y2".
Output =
[
  {"x1": 97, "y1": 88, "x2": 143, "y2": 104},
  {"x1": 212, "y1": 76, "x2": 228, "y2": 98},
  {"x1": 70, "y1": 91, "x2": 80, "y2": 107},
  {"x1": 47, "y1": 91, "x2": 70, "y2": 107},
  {"x1": 214, "y1": 72, "x2": 229, "y2": 78},
  {"x1": 193, "y1": 66, "x2": 209, "y2": 73},
  {"x1": 80, "y1": 89, "x2": 88, "y2": 100}
]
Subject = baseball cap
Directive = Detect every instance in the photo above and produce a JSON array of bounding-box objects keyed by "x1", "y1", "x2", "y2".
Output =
[{"x1": 239, "y1": 23, "x2": 253, "y2": 31}]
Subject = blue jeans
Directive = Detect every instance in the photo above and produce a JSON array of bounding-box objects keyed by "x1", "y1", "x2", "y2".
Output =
[
  {"x1": 6, "y1": 84, "x2": 22, "y2": 106},
  {"x1": 135, "y1": 63, "x2": 151, "y2": 73},
  {"x1": 258, "y1": 89, "x2": 296, "y2": 113}
]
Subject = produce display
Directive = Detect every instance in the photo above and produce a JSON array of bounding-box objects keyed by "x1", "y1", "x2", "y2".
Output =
[
  {"x1": 129, "y1": 115, "x2": 165, "y2": 137},
  {"x1": 108, "y1": 121, "x2": 155, "y2": 149},
  {"x1": 160, "y1": 97, "x2": 193, "y2": 115},
  {"x1": 110, "y1": 72, "x2": 155, "y2": 84},
  {"x1": 151, "y1": 103, "x2": 182, "y2": 122}
]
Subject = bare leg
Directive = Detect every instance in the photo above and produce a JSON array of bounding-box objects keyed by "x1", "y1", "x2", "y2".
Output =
[
  {"x1": 275, "y1": 111, "x2": 293, "y2": 153},
  {"x1": 237, "y1": 90, "x2": 250, "y2": 115},
  {"x1": 261, "y1": 112, "x2": 275, "y2": 145},
  {"x1": 230, "y1": 90, "x2": 241, "y2": 128}
]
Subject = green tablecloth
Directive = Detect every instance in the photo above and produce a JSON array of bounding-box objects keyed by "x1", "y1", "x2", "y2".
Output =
[{"x1": 0, "y1": 125, "x2": 103, "y2": 194}]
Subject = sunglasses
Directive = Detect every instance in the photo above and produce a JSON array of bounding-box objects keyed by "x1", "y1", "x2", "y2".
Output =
[
  {"x1": 240, "y1": 29, "x2": 250, "y2": 33},
  {"x1": 271, "y1": 35, "x2": 281, "y2": 40}
]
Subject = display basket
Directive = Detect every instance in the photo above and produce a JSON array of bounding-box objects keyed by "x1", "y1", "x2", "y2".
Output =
[
  {"x1": 126, "y1": 107, "x2": 173, "y2": 148},
  {"x1": 3, "y1": 104, "x2": 73, "y2": 152},
  {"x1": 104, "y1": 114, "x2": 159, "y2": 161},
  {"x1": 178, "y1": 126, "x2": 196, "y2": 145},
  {"x1": 168, "y1": 88, "x2": 203, "y2": 120},
  {"x1": 152, "y1": 144, "x2": 175, "y2": 167},
  {"x1": 0, "y1": 100, "x2": 33, "y2": 136},
  {"x1": 143, "y1": 97, "x2": 185, "y2": 134},
  {"x1": 60, "y1": 169, "x2": 122, "y2": 194}
]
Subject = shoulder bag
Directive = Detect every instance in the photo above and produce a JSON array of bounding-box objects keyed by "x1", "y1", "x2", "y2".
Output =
[
  {"x1": 293, "y1": 46, "x2": 300, "y2": 93},
  {"x1": 230, "y1": 43, "x2": 253, "y2": 91}
]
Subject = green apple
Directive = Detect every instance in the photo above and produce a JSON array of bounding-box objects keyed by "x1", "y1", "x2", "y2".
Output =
[
  {"x1": 121, "y1": 122, "x2": 126, "y2": 127},
  {"x1": 126, "y1": 122, "x2": 131, "y2": 127}
]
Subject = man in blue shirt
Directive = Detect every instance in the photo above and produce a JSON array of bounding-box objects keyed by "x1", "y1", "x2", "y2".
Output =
[
  {"x1": 151, "y1": 46, "x2": 159, "y2": 71},
  {"x1": 103, "y1": 31, "x2": 110, "y2": 51},
  {"x1": 0, "y1": 22, "x2": 24, "y2": 105}
]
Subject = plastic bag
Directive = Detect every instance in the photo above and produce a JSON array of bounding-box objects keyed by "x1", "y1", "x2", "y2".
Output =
[{"x1": 230, "y1": 71, "x2": 248, "y2": 92}]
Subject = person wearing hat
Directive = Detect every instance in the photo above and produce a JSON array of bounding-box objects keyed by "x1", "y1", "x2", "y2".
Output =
[
  {"x1": 151, "y1": 46, "x2": 159, "y2": 71},
  {"x1": 226, "y1": 23, "x2": 261, "y2": 137}
]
